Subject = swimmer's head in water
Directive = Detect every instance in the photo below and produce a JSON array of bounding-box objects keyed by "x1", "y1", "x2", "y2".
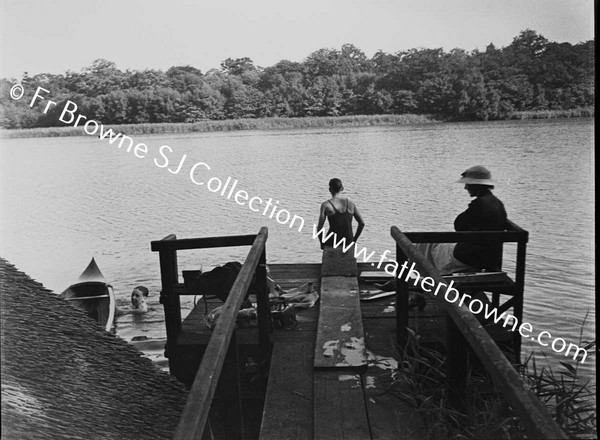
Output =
[
  {"x1": 329, "y1": 178, "x2": 343, "y2": 194},
  {"x1": 131, "y1": 286, "x2": 149, "y2": 311}
]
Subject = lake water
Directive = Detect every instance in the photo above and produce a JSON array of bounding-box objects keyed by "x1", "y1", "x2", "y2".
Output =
[{"x1": 0, "y1": 118, "x2": 595, "y2": 380}]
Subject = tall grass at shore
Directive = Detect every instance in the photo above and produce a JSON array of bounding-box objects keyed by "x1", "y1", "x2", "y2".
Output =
[
  {"x1": 0, "y1": 108, "x2": 593, "y2": 139},
  {"x1": 390, "y1": 332, "x2": 596, "y2": 439},
  {"x1": 0, "y1": 114, "x2": 438, "y2": 139},
  {"x1": 509, "y1": 106, "x2": 594, "y2": 120}
]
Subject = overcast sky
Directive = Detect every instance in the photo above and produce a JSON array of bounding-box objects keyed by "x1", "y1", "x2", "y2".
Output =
[{"x1": 0, "y1": 0, "x2": 594, "y2": 79}]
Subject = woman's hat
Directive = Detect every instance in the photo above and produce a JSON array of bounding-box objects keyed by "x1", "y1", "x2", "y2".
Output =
[{"x1": 456, "y1": 165, "x2": 494, "y2": 186}]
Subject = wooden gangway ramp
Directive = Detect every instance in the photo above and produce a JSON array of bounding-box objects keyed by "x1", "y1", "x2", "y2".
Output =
[
  {"x1": 314, "y1": 249, "x2": 366, "y2": 369},
  {"x1": 260, "y1": 251, "x2": 423, "y2": 440},
  {"x1": 314, "y1": 249, "x2": 368, "y2": 439}
]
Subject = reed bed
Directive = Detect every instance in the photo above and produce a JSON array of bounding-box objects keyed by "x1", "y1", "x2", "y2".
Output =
[
  {"x1": 509, "y1": 106, "x2": 595, "y2": 120},
  {"x1": 1, "y1": 109, "x2": 593, "y2": 139},
  {"x1": 0, "y1": 114, "x2": 438, "y2": 139},
  {"x1": 389, "y1": 333, "x2": 596, "y2": 439}
]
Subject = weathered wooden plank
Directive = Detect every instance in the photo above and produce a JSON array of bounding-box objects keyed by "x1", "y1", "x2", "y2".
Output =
[
  {"x1": 269, "y1": 263, "x2": 322, "y2": 271},
  {"x1": 356, "y1": 263, "x2": 375, "y2": 271},
  {"x1": 359, "y1": 271, "x2": 393, "y2": 279},
  {"x1": 403, "y1": 230, "x2": 525, "y2": 243},
  {"x1": 260, "y1": 341, "x2": 314, "y2": 440},
  {"x1": 268, "y1": 263, "x2": 322, "y2": 278},
  {"x1": 151, "y1": 233, "x2": 257, "y2": 251},
  {"x1": 314, "y1": 277, "x2": 367, "y2": 369},
  {"x1": 321, "y1": 248, "x2": 358, "y2": 277},
  {"x1": 314, "y1": 371, "x2": 371, "y2": 440},
  {"x1": 276, "y1": 278, "x2": 320, "y2": 285}
]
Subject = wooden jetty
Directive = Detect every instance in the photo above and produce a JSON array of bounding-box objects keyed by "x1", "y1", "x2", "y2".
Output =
[{"x1": 151, "y1": 223, "x2": 568, "y2": 439}]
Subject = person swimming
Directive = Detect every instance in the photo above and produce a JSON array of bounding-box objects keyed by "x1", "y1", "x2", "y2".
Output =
[
  {"x1": 130, "y1": 286, "x2": 149, "y2": 312},
  {"x1": 114, "y1": 285, "x2": 150, "y2": 317},
  {"x1": 316, "y1": 178, "x2": 365, "y2": 250}
]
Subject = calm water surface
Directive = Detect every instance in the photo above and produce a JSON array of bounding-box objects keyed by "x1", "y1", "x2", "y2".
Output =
[{"x1": 0, "y1": 118, "x2": 594, "y2": 379}]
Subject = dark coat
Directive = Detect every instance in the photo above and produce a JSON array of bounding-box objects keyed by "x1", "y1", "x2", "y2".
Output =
[
  {"x1": 453, "y1": 189, "x2": 507, "y2": 270},
  {"x1": 188, "y1": 262, "x2": 255, "y2": 308}
]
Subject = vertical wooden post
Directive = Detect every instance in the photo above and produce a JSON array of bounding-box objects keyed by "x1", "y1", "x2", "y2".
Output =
[
  {"x1": 396, "y1": 244, "x2": 409, "y2": 349},
  {"x1": 158, "y1": 242, "x2": 181, "y2": 357},
  {"x1": 513, "y1": 239, "x2": 527, "y2": 362},
  {"x1": 446, "y1": 316, "x2": 468, "y2": 414},
  {"x1": 256, "y1": 248, "x2": 271, "y2": 362},
  {"x1": 217, "y1": 331, "x2": 244, "y2": 440},
  {"x1": 492, "y1": 292, "x2": 500, "y2": 309},
  {"x1": 492, "y1": 241, "x2": 504, "y2": 309}
]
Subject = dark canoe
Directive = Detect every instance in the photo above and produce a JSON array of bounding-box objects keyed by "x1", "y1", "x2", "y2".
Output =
[{"x1": 59, "y1": 258, "x2": 116, "y2": 332}]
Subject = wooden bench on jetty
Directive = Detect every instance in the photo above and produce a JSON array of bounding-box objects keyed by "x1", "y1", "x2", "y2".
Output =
[{"x1": 151, "y1": 225, "x2": 567, "y2": 440}]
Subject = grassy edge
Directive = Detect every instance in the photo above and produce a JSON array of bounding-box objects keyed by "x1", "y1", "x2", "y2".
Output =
[
  {"x1": 0, "y1": 114, "x2": 439, "y2": 139},
  {"x1": 389, "y1": 332, "x2": 597, "y2": 439},
  {"x1": 0, "y1": 107, "x2": 594, "y2": 139}
]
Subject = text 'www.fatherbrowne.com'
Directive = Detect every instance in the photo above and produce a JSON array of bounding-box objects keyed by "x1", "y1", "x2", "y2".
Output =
[{"x1": 311, "y1": 213, "x2": 591, "y2": 365}]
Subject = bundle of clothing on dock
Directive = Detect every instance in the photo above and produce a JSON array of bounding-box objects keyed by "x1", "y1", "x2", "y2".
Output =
[{"x1": 194, "y1": 262, "x2": 318, "y2": 330}]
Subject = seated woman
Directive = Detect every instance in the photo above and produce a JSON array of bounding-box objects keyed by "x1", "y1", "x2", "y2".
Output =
[
  {"x1": 377, "y1": 165, "x2": 506, "y2": 291},
  {"x1": 317, "y1": 178, "x2": 365, "y2": 250},
  {"x1": 452, "y1": 166, "x2": 507, "y2": 272}
]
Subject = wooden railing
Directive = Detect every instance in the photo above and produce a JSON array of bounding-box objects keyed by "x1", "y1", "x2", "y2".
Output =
[
  {"x1": 151, "y1": 227, "x2": 269, "y2": 440},
  {"x1": 391, "y1": 224, "x2": 567, "y2": 439},
  {"x1": 396, "y1": 219, "x2": 528, "y2": 360}
]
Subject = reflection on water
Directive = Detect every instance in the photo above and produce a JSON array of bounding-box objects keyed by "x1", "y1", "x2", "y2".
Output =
[{"x1": 0, "y1": 118, "x2": 594, "y2": 379}]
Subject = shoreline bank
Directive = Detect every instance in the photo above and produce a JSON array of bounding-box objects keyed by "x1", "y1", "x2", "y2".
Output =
[{"x1": 0, "y1": 108, "x2": 593, "y2": 139}]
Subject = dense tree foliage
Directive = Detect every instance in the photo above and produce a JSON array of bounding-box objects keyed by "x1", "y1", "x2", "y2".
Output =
[{"x1": 0, "y1": 30, "x2": 594, "y2": 128}]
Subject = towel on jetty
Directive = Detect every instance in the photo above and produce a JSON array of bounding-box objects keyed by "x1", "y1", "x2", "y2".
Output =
[
  {"x1": 204, "y1": 282, "x2": 318, "y2": 330},
  {"x1": 278, "y1": 282, "x2": 319, "y2": 309}
]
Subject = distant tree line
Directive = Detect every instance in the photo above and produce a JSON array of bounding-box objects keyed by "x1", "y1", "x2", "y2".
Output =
[{"x1": 0, "y1": 30, "x2": 594, "y2": 129}]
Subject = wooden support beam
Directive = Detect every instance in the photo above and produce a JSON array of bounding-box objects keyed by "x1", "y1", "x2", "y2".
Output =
[
  {"x1": 256, "y1": 249, "x2": 271, "y2": 362},
  {"x1": 403, "y1": 230, "x2": 525, "y2": 243},
  {"x1": 157, "y1": 241, "x2": 181, "y2": 351},
  {"x1": 446, "y1": 315, "x2": 468, "y2": 414},
  {"x1": 395, "y1": 244, "x2": 409, "y2": 348},
  {"x1": 151, "y1": 233, "x2": 257, "y2": 252},
  {"x1": 214, "y1": 333, "x2": 244, "y2": 439}
]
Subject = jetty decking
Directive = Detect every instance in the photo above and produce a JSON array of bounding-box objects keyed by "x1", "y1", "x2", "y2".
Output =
[
  {"x1": 152, "y1": 226, "x2": 567, "y2": 440},
  {"x1": 170, "y1": 261, "x2": 425, "y2": 439}
]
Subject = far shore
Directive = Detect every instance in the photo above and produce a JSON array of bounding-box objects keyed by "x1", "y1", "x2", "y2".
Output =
[{"x1": 0, "y1": 108, "x2": 593, "y2": 139}]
